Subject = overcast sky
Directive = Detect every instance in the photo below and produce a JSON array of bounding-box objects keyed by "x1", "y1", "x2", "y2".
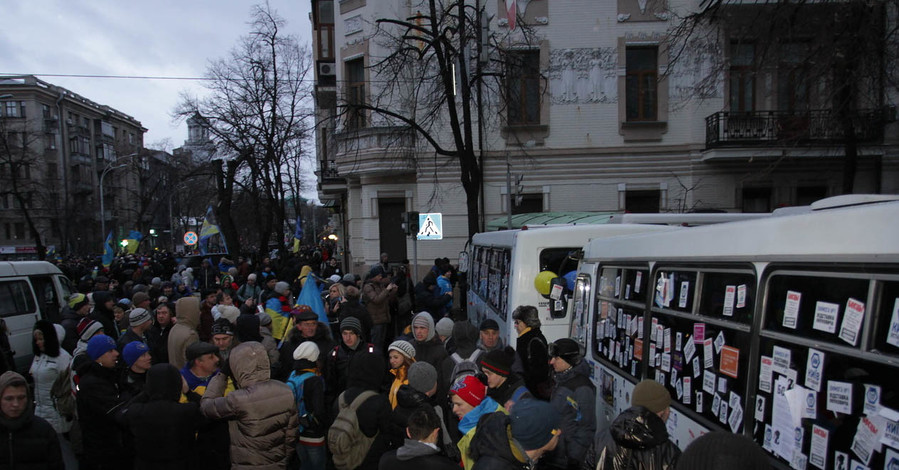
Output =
[{"x1": 0, "y1": 0, "x2": 313, "y2": 149}]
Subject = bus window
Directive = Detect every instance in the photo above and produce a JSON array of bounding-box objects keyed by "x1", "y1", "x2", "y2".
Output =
[
  {"x1": 0, "y1": 280, "x2": 36, "y2": 317},
  {"x1": 654, "y1": 271, "x2": 697, "y2": 313},
  {"x1": 569, "y1": 274, "x2": 591, "y2": 348},
  {"x1": 622, "y1": 268, "x2": 650, "y2": 303},
  {"x1": 698, "y1": 272, "x2": 756, "y2": 324},
  {"x1": 765, "y1": 273, "x2": 870, "y2": 346},
  {"x1": 874, "y1": 280, "x2": 899, "y2": 355}
]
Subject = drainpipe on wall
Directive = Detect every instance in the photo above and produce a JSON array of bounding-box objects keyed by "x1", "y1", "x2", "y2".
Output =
[{"x1": 55, "y1": 90, "x2": 70, "y2": 254}]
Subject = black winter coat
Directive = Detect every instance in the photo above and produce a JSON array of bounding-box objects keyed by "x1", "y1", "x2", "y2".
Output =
[
  {"x1": 469, "y1": 411, "x2": 530, "y2": 470},
  {"x1": 119, "y1": 399, "x2": 204, "y2": 470},
  {"x1": 581, "y1": 406, "x2": 680, "y2": 470},
  {"x1": 339, "y1": 352, "x2": 392, "y2": 470},
  {"x1": 515, "y1": 327, "x2": 552, "y2": 400},
  {"x1": 276, "y1": 322, "x2": 334, "y2": 382},
  {"x1": 76, "y1": 361, "x2": 128, "y2": 468},
  {"x1": 0, "y1": 413, "x2": 63, "y2": 470}
]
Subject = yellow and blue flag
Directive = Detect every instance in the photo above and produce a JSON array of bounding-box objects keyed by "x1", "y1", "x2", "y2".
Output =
[{"x1": 102, "y1": 231, "x2": 114, "y2": 267}]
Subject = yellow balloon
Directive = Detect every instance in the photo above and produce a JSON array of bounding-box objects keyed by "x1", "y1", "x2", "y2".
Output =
[{"x1": 534, "y1": 270, "x2": 558, "y2": 296}]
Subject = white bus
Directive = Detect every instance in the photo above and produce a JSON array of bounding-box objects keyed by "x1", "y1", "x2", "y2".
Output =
[
  {"x1": 569, "y1": 195, "x2": 899, "y2": 468},
  {"x1": 0, "y1": 261, "x2": 74, "y2": 370}
]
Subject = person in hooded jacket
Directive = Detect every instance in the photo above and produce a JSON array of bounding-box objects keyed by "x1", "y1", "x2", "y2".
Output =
[
  {"x1": 511, "y1": 305, "x2": 552, "y2": 400},
  {"x1": 0, "y1": 371, "x2": 64, "y2": 470},
  {"x1": 89, "y1": 290, "x2": 119, "y2": 341},
  {"x1": 388, "y1": 362, "x2": 458, "y2": 460},
  {"x1": 379, "y1": 406, "x2": 458, "y2": 470},
  {"x1": 168, "y1": 296, "x2": 201, "y2": 369},
  {"x1": 117, "y1": 363, "x2": 205, "y2": 470},
  {"x1": 409, "y1": 312, "x2": 448, "y2": 371},
  {"x1": 581, "y1": 379, "x2": 680, "y2": 470},
  {"x1": 450, "y1": 374, "x2": 505, "y2": 469},
  {"x1": 469, "y1": 399, "x2": 562, "y2": 470},
  {"x1": 543, "y1": 339, "x2": 596, "y2": 470},
  {"x1": 337, "y1": 351, "x2": 392, "y2": 470},
  {"x1": 29, "y1": 321, "x2": 76, "y2": 467},
  {"x1": 413, "y1": 272, "x2": 452, "y2": 317},
  {"x1": 201, "y1": 341, "x2": 299, "y2": 470},
  {"x1": 439, "y1": 321, "x2": 481, "y2": 398}
]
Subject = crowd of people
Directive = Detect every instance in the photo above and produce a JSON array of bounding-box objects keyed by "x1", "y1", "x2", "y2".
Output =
[{"x1": 0, "y1": 251, "x2": 772, "y2": 470}]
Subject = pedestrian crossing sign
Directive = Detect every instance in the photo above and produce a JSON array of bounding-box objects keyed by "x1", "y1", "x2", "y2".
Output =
[{"x1": 417, "y1": 213, "x2": 443, "y2": 240}]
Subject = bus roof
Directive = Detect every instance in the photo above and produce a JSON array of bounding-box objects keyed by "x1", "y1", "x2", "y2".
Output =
[
  {"x1": 472, "y1": 223, "x2": 680, "y2": 249},
  {"x1": 583, "y1": 198, "x2": 899, "y2": 263}
]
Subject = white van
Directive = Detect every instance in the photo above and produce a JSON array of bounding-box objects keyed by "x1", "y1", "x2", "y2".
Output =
[
  {"x1": 570, "y1": 195, "x2": 899, "y2": 465},
  {"x1": 0, "y1": 261, "x2": 74, "y2": 370}
]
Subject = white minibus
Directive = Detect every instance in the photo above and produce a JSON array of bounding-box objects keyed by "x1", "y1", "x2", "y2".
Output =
[
  {"x1": 570, "y1": 195, "x2": 899, "y2": 468},
  {"x1": 0, "y1": 261, "x2": 74, "y2": 370}
]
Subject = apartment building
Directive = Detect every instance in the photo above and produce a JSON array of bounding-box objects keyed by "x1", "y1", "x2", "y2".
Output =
[
  {"x1": 0, "y1": 75, "x2": 147, "y2": 257},
  {"x1": 310, "y1": 0, "x2": 899, "y2": 273}
]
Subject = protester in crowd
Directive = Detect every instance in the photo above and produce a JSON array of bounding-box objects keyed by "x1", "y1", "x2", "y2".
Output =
[
  {"x1": 544, "y1": 338, "x2": 597, "y2": 470},
  {"x1": 212, "y1": 290, "x2": 240, "y2": 324},
  {"x1": 440, "y1": 321, "x2": 481, "y2": 395},
  {"x1": 287, "y1": 342, "x2": 328, "y2": 470},
  {"x1": 117, "y1": 307, "x2": 153, "y2": 350},
  {"x1": 168, "y1": 296, "x2": 201, "y2": 369},
  {"x1": 674, "y1": 431, "x2": 769, "y2": 470},
  {"x1": 410, "y1": 312, "x2": 448, "y2": 370},
  {"x1": 120, "y1": 341, "x2": 152, "y2": 400},
  {"x1": 198, "y1": 288, "x2": 219, "y2": 342},
  {"x1": 90, "y1": 290, "x2": 119, "y2": 341},
  {"x1": 29, "y1": 321, "x2": 76, "y2": 466},
  {"x1": 333, "y1": 352, "x2": 391, "y2": 470},
  {"x1": 265, "y1": 281, "x2": 294, "y2": 341},
  {"x1": 0, "y1": 371, "x2": 64, "y2": 469},
  {"x1": 436, "y1": 317, "x2": 454, "y2": 345},
  {"x1": 511, "y1": 305, "x2": 552, "y2": 400},
  {"x1": 236, "y1": 273, "x2": 261, "y2": 304},
  {"x1": 582, "y1": 379, "x2": 680, "y2": 470},
  {"x1": 77, "y1": 335, "x2": 129, "y2": 469},
  {"x1": 61, "y1": 293, "x2": 91, "y2": 353},
  {"x1": 387, "y1": 340, "x2": 416, "y2": 409},
  {"x1": 363, "y1": 265, "x2": 397, "y2": 351},
  {"x1": 435, "y1": 264, "x2": 454, "y2": 316},
  {"x1": 326, "y1": 317, "x2": 375, "y2": 408},
  {"x1": 211, "y1": 318, "x2": 237, "y2": 365},
  {"x1": 254, "y1": 312, "x2": 280, "y2": 372},
  {"x1": 476, "y1": 319, "x2": 504, "y2": 354},
  {"x1": 117, "y1": 363, "x2": 205, "y2": 470},
  {"x1": 335, "y1": 285, "x2": 373, "y2": 342},
  {"x1": 324, "y1": 282, "x2": 346, "y2": 338},
  {"x1": 450, "y1": 374, "x2": 504, "y2": 469},
  {"x1": 201, "y1": 342, "x2": 298, "y2": 469},
  {"x1": 379, "y1": 406, "x2": 459, "y2": 470},
  {"x1": 148, "y1": 301, "x2": 174, "y2": 364},
  {"x1": 413, "y1": 271, "x2": 452, "y2": 317},
  {"x1": 71, "y1": 318, "x2": 106, "y2": 383},
  {"x1": 389, "y1": 362, "x2": 458, "y2": 460},
  {"x1": 469, "y1": 398, "x2": 562, "y2": 470},
  {"x1": 277, "y1": 306, "x2": 334, "y2": 382},
  {"x1": 479, "y1": 347, "x2": 532, "y2": 411}
]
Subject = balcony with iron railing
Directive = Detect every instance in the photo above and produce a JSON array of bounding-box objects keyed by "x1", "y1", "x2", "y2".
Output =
[
  {"x1": 705, "y1": 108, "x2": 890, "y2": 149},
  {"x1": 332, "y1": 125, "x2": 417, "y2": 176}
]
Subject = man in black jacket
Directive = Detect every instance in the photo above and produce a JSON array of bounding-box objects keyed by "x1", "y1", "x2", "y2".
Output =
[
  {"x1": 511, "y1": 305, "x2": 552, "y2": 400},
  {"x1": 76, "y1": 335, "x2": 129, "y2": 470},
  {"x1": 379, "y1": 406, "x2": 458, "y2": 470},
  {"x1": 0, "y1": 371, "x2": 63, "y2": 469}
]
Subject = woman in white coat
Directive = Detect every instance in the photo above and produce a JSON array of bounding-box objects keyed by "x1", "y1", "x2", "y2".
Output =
[{"x1": 30, "y1": 320, "x2": 78, "y2": 468}]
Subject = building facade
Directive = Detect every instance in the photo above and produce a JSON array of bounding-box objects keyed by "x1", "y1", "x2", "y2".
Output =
[
  {"x1": 0, "y1": 75, "x2": 147, "y2": 257},
  {"x1": 310, "y1": 0, "x2": 899, "y2": 274}
]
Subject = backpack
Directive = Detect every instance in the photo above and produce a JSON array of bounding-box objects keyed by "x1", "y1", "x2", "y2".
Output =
[
  {"x1": 286, "y1": 371, "x2": 316, "y2": 433},
  {"x1": 450, "y1": 349, "x2": 483, "y2": 384},
  {"x1": 328, "y1": 390, "x2": 378, "y2": 470}
]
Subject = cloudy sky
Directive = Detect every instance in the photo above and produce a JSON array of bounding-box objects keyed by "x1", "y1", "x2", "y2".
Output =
[{"x1": 0, "y1": 0, "x2": 313, "y2": 149}]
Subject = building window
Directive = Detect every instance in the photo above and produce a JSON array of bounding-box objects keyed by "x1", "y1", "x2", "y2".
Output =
[
  {"x1": 626, "y1": 47, "x2": 658, "y2": 121},
  {"x1": 625, "y1": 189, "x2": 661, "y2": 213},
  {"x1": 506, "y1": 50, "x2": 541, "y2": 125},
  {"x1": 41, "y1": 105, "x2": 51, "y2": 119},
  {"x1": 14, "y1": 223, "x2": 24, "y2": 240},
  {"x1": 314, "y1": 0, "x2": 335, "y2": 60},
  {"x1": 345, "y1": 58, "x2": 366, "y2": 129},
  {"x1": 729, "y1": 42, "x2": 755, "y2": 112},
  {"x1": 512, "y1": 194, "x2": 543, "y2": 215},
  {"x1": 778, "y1": 42, "x2": 811, "y2": 113},
  {"x1": 3, "y1": 101, "x2": 24, "y2": 118},
  {"x1": 3, "y1": 224, "x2": 9, "y2": 240},
  {"x1": 742, "y1": 187, "x2": 772, "y2": 213}
]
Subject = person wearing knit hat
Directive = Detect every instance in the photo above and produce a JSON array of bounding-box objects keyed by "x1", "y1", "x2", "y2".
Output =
[
  {"x1": 410, "y1": 312, "x2": 448, "y2": 373},
  {"x1": 77, "y1": 335, "x2": 129, "y2": 468},
  {"x1": 676, "y1": 431, "x2": 770, "y2": 470},
  {"x1": 449, "y1": 374, "x2": 503, "y2": 470},
  {"x1": 435, "y1": 317, "x2": 454, "y2": 342},
  {"x1": 480, "y1": 347, "x2": 533, "y2": 411},
  {"x1": 74, "y1": 318, "x2": 105, "y2": 359},
  {"x1": 340, "y1": 316, "x2": 363, "y2": 339},
  {"x1": 61, "y1": 293, "x2": 92, "y2": 353},
  {"x1": 287, "y1": 341, "x2": 328, "y2": 469},
  {"x1": 407, "y1": 361, "x2": 438, "y2": 395},
  {"x1": 325, "y1": 316, "x2": 375, "y2": 406},
  {"x1": 477, "y1": 318, "x2": 504, "y2": 353},
  {"x1": 211, "y1": 318, "x2": 236, "y2": 366},
  {"x1": 132, "y1": 291, "x2": 151, "y2": 310},
  {"x1": 512, "y1": 305, "x2": 552, "y2": 400},
  {"x1": 545, "y1": 338, "x2": 596, "y2": 469},
  {"x1": 68, "y1": 293, "x2": 90, "y2": 311},
  {"x1": 117, "y1": 307, "x2": 154, "y2": 351},
  {"x1": 387, "y1": 340, "x2": 417, "y2": 409},
  {"x1": 121, "y1": 341, "x2": 152, "y2": 399},
  {"x1": 275, "y1": 301, "x2": 335, "y2": 383},
  {"x1": 582, "y1": 379, "x2": 680, "y2": 470}
]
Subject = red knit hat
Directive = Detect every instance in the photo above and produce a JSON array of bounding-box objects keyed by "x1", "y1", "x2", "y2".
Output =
[{"x1": 449, "y1": 375, "x2": 487, "y2": 407}]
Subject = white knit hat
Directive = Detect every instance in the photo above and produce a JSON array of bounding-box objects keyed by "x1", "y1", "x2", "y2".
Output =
[
  {"x1": 293, "y1": 341, "x2": 320, "y2": 362},
  {"x1": 388, "y1": 340, "x2": 416, "y2": 360}
]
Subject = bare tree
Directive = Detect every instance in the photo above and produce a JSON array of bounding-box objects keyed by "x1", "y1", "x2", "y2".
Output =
[
  {"x1": 666, "y1": 0, "x2": 898, "y2": 193},
  {"x1": 175, "y1": 2, "x2": 314, "y2": 255}
]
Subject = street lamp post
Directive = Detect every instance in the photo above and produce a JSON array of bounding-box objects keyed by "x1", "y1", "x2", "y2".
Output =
[{"x1": 98, "y1": 153, "x2": 139, "y2": 241}]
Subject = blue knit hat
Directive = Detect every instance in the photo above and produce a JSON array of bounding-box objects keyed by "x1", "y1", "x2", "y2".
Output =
[
  {"x1": 86, "y1": 335, "x2": 117, "y2": 361},
  {"x1": 510, "y1": 399, "x2": 560, "y2": 450},
  {"x1": 123, "y1": 341, "x2": 150, "y2": 367}
]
